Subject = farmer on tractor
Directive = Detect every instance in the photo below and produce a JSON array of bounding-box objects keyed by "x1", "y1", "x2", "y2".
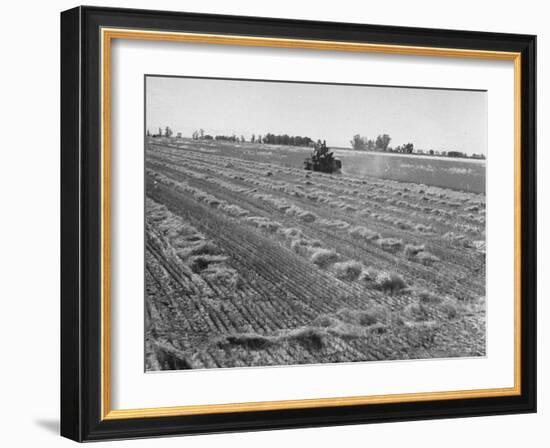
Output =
[{"x1": 304, "y1": 140, "x2": 342, "y2": 174}]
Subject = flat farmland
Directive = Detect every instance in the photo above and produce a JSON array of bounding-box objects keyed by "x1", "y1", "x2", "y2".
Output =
[
  {"x1": 145, "y1": 138, "x2": 486, "y2": 371},
  {"x1": 161, "y1": 139, "x2": 486, "y2": 193},
  {"x1": 335, "y1": 150, "x2": 486, "y2": 193}
]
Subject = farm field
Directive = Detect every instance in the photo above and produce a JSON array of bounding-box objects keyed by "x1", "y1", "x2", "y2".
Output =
[
  {"x1": 334, "y1": 150, "x2": 486, "y2": 193},
  {"x1": 158, "y1": 138, "x2": 486, "y2": 193},
  {"x1": 145, "y1": 138, "x2": 486, "y2": 371}
]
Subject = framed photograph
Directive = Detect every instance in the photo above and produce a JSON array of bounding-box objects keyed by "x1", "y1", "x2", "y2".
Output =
[{"x1": 61, "y1": 6, "x2": 536, "y2": 442}]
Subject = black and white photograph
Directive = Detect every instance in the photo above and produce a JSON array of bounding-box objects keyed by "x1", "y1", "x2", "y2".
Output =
[{"x1": 144, "y1": 75, "x2": 487, "y2": 371}]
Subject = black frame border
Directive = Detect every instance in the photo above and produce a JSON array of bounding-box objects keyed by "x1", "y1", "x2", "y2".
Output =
[{"x1": 61, "y1": 6, "x2": 536, "y2": 442}]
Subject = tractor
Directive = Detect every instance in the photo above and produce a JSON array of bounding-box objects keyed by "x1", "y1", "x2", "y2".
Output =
[{"x1": 304, "y1": 140, "x2": 342, "y2": 174}]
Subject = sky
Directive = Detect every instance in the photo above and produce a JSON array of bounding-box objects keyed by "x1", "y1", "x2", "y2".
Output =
[{"x1": 146, "y1": 76, "x2": 487, "y2": 155}]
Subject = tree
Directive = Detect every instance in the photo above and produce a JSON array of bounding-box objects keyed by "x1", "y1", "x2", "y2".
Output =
[
  {"x1": 146, "y1": 129, "x2": 151, "y2": 137},
  {"x1": 158, "y1": 127, "x2": 162, "y2": 137},
  {"x1": 447, "y1": 151, "x2": 466, "y2": 158},
  {"x1": 403, "y1": 142, "x2": 414, "y2": 154},
  {"x1": 199, "y1": 128, "x2": 204, "y2": 139},
  {"x1": 252, "y1": 133, "x2": 312, "y2": 146},
  {"x1": 375, "y1": 134, "x2": 391, "y2": 151},
  {"x1": 350, "y1": 134, "x2": 366, "y2": 151},
  {"x1": 164, "y1": 126, "x2": 173, "y2": 138}
]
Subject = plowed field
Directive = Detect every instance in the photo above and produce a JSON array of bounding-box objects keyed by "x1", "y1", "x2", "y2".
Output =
[{"x1": 145, "y1": 139, "x2": 486, "y2": 371}]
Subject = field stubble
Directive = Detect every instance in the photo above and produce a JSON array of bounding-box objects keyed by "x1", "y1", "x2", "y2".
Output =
[{"x1": 145, "y1": 140, "x2": 486, "y2": 370}]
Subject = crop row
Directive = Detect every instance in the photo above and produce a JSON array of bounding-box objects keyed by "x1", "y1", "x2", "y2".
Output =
[
  {"x1": 144, "y1": 144, "x2": 486, "y2": 369},
  {"x1": 147, "y1": 155, "x2": 485, "y2": 302},
  {"x1": 148, "y1": 146, "x2": 485, "y2": 240}
]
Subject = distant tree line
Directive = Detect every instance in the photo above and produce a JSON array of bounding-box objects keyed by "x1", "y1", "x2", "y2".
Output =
[
  {"x1": 444, "y1": 151, "x2": 485, "y2": 159},
  {"x1": 187, "y1": 130, "x2": 314, "y2": 146},
  {"x1": 393, "y1": 143, "x2": 415, "y2": 154},
  {"x1": 414, "y1": 149, "x2": 484, "y2": 159},
  {"x1": 148, "y1": 127, "x2": 317, "y2": 147},
  {"x1": 214, "y1": 135, "x2": 239, "y2": 142},
  {"x1": 262, "y1": 134, "x2": 313, "y2": 146},
  {"x1": 148, "y1": 126, "x2": 174, "y2": 138},
  {"x1": 147, "y1": 127, "x2": 484, "y2": 160},
  {"x1": 351, "y1": 133, "x2": 415, "y2": 154},
  {"x1": 191, "y1": 129, "x2": 246, "y2": 142},
  {"x1": 350, "y1": 132, "x2": 485, "y2": 159}
]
